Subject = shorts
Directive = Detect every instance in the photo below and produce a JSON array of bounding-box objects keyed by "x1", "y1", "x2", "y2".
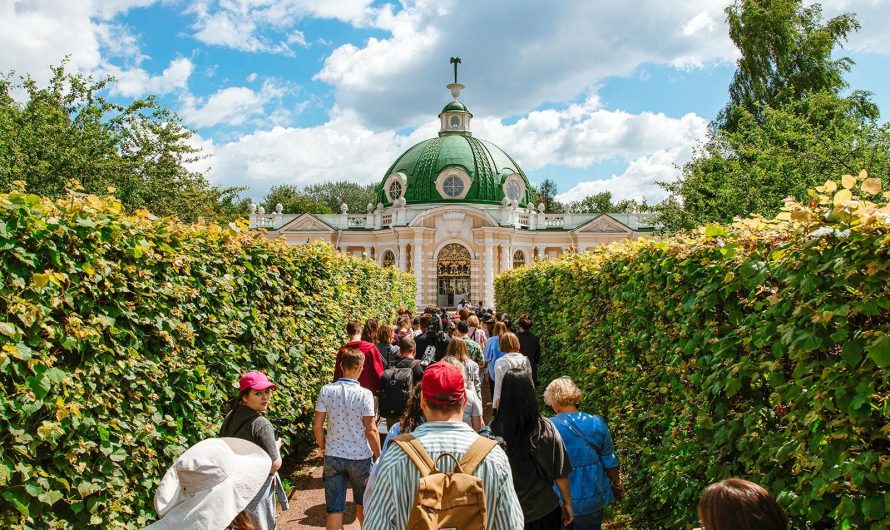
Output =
[{"x1": 323, "y1": 455, "x2": 372, "y2": 513}]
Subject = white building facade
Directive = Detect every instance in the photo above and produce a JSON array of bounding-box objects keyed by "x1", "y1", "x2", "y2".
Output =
[{"x1": 250, "y1": 72, "x2": 655, "y2": 309}]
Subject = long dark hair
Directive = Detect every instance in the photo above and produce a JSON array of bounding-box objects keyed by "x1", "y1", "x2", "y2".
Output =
[
  {"x1": 399, "y1": 383, "x2": 425, "y2": 435},
  {"x1": 491, "y1": 368, "x2": 540, "y2": 459},
  {"x1": 225, "y1": 389, "x2": 250, "y2": 415},
  {"x1": 362, "y1": 318, "x2": 379, "y2": 343}
]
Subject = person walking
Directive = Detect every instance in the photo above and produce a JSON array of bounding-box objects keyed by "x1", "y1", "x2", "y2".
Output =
[
  {"x1": 334, "y1": 320, "x2": 384, "y2": 393},
  {"x1": 454, "y1": 319, "x2": 484, "y2": 365},
  {"x1": 544, "y1": 376, "x2": 624, "y2": 530},
  {"x1": 695, "y1": 478, "x2": 787, "y2": 530},
  {"x1": 483, "y1": 321, "x2": 507, "y2": 399},
  {"x1": 516, "y1": 314, "x2": 541, "y2": 385},
  {"x1": 148, "y1": 437, "x2": 272, "y2": 530},
  {"x1": 441, "y1": 354, "x2": 483, "y2": 431},
  {"x1": 492, "y1": 369, "x2": 573, "y2": 530},
  {"x1": 376, "y1": 324, "x2": 401, "y2": 368},
  {"x1": 466, "y1": 314, "x2": 488, "y2": 349},
  {"x1": 379, "y1": 336, "x2": 426, "y2": 428},
  {"x1": 414, "y1": 312, "x2": 450, "y2": 365},
  {"x1": 363, "y1": 361, "x2": 524, "y2": 530},
  {"x1": 219, "y1": 371, "x2": 287, "y2": 529},
  {"x1": 313, "y1": 349, "x2": 382, "y2": 529},
  {"x1": 492, "y1": 332, "x2": 533, "y2": 410}
]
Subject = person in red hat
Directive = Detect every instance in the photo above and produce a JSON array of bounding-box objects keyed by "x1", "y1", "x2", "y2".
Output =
[
  {"x1": 220, "y1": 371, "x2": 287, "y2": 529},
  {"x1": 363, "y1": 361, "x2": 524, "y2": 530}
]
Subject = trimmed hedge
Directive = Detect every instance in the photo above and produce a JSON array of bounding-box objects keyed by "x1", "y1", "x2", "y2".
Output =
[
  {"x1": 496, "y1": 175, "x2": 889, "y2": 529},
  {"x1": 0, "y1": 188, "x2": 415, "y2": 528}
]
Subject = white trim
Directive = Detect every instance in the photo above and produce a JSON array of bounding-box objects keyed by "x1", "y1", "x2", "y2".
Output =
[
  {"x1": 407, "y1": 204, "x2": 498, "y2": 228},
  {"x1": 435, "y1": 167, "x2": 471, "y2": 200},
  {"x1": 502, "y1": 173, "x2": 526, "y2": 202},
  {"x1": 384, "y1": 172, "x2": 407, "y2": 203}
]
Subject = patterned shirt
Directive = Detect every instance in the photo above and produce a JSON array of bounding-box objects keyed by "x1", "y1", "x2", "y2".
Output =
[
  {"x1": 363, "y1": 421, "x2": 524, "y2": 530},
  {"x1": 462, "y1": 336, "x2": 484, "y2": 364},
  {"x1": 315, "y1": 378, "x2": 375, "y2": 460}
]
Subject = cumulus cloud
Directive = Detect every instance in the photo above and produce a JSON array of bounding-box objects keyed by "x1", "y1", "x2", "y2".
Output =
[
  {"x1": 315, "y1": 0, "x2": 737, "y2": 128},
  {"x1": 822, "y1": 0, "x2": 890, "y2": 54},
  {"x1": 179, "y1": 79, "x2": 296, "y2": 128},
  {"x1": 109, "y1": 57, "x2": 194, "y2": 97}
]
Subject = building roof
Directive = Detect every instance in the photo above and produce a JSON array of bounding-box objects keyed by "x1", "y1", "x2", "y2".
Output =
[
  {"x1": 376, "y1": 134, "x2": 534, "y2": 206},
  {"x1": 439, "y1": 101, "x2": 471, "y2": 114}
]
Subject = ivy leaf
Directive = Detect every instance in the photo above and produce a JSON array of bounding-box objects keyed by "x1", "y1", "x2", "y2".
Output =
[
  {"x1": 866, "y1": 334, "x2": 890, "y2": 367},
  {"x1": 37, "y1": 490, "x2": 63, "y2": 506},
  {"x1": 860, "y1": 178, "x2": 881, "y2": 195},
  {"x1": 2, "y1": 489, "x2": 29, "y2": 517},
  {"x1": 841, "y1": 174, "x2": 856, "y2": 189},
  {"x1": 0, "y1": 321, "x2": 16, "y2": 337},
  {"x1": 833, "y1": 189, "x2": 852, "y2": 205}
]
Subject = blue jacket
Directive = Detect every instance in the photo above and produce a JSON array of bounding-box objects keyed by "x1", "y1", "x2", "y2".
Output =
[{"x1": 550, "y1": 412, "x2": 620, "y2": 516}]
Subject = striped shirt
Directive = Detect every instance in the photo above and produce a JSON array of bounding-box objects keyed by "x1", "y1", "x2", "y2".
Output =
[{"x1": 363, "y1": 421, "x2": 524, "y2": 530}]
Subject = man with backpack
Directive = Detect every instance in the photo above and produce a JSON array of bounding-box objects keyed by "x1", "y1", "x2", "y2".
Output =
[
  {"x1": 363, "y1": 361, "x2": 524, "y2": 530},
  {"x1": 414, "y1": 313, "x2": 450, "y2": 366},
  {"x1": 379, "y1": 336, "x2": 426, "y2": 428}
]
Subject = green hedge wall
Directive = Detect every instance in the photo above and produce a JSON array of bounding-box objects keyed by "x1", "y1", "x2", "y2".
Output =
[
  {"x1": 0, "y1": 188, "x2": 415, "y2": 528},
  {"x1": 495, "y1": 175, "x2": 889, "y2": 529}
]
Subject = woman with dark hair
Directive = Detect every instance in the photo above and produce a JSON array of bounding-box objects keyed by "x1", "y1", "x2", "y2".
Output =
[
  {"x1": 376, "y1": 324, "x2": 400, "y2": 368},
  {"x1": 695, "y1": 478, "x2": 787, "y2": 530},
  {"x1": 219, "y1": 372, "x2": 287, "y2": 529},
  {"x1": 516, "y1": 314, "x2": 541, "y2": 384},
  {"x1": 361, "y1": 318, "x2": 379, "y2": 343},
  {"x1": 394, "y1": 316, "x2": 412, "y2": 344},
  {"x1": 492, "y1": 368, "x2": 573, "y2": 530}
]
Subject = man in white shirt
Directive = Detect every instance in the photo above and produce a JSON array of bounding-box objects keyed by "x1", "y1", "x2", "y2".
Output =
[
  {"x1": 363, "y1": 361, "x2": 524, "y2": 529},
  {"x1": 313, "y1": 348, "x2": 382, "y2": 529}
]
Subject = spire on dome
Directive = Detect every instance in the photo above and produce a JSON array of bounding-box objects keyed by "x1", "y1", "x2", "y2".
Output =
[
  {"x1": 447, "y1": 56, "x2": 464, "y2": 100},
  {"x1": 440, "y1": 57, "x2": 471, "y2": 135}
]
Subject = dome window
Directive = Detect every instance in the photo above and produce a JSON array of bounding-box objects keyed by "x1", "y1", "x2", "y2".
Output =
[
  {"x1": 435, "y1": 167, "x2": 470, "y2": 200},
  {"x1": 443, "y1": 174, "x2": 464, "y2": 197},
  {"x1": 450, "y1": 115, "x2": 461, "y2": 129},
  {"x1": 503, "y1": 173, "x2": 526, "y2": 203},
  {"x1": 388, "y1": 181, "x2": 403, "y2": 201}
]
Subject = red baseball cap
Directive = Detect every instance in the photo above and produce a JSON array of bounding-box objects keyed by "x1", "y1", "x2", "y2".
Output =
[
  {"x1": 239, "y1": 371, "x2": 278, "y2": 393},
  {"x1": 421, "y1": 362, "x2": 465, "y2": 406}
]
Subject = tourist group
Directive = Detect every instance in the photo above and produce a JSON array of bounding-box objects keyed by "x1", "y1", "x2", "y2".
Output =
[{"x1": 147, "y1": 305, "x2": 788, "y2": 530}]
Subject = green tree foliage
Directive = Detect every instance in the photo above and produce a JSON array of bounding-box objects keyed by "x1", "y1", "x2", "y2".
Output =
[
  {"x1": 719, "y1": 0, "x2": 870, "y2": 131},
  {"x1": 567, "y1": 191, "x2": 649, "y2": 214},
  {"x1": 260, "y1": 184, "x2": 332, "y2": 214},
  {"x1": 660, "y1": 1, "x2": 888, "y2": 232},
  {"x1": 496, "y1": 175, "x2": 890, "y2": 529},
  {"x1": 0, "y1": 61, "x2": 246, "y2": 223},
  {"x1": 532, "y1": 178, "x2": 564, "y2": 213},
  {"x1": 0, "y1": 188, "x2": 415, "y2": 528},
  {"x1": 302, "y1": 180, "x2": 376, "y2": 212}
]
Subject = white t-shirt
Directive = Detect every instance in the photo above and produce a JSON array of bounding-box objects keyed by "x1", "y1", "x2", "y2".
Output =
[
  {"x1": 462, "y1": 392, "x2": 483, "y2": 429},
  {"x1": 315, "y1": 378, "x2": 376, "y2": 460},
  {"x1": 493, "y1": 353, "x2": 532, "y2": 406}
]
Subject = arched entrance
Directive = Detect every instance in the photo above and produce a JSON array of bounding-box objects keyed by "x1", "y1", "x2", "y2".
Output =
[{"x1": 437, "y1": 243, "x2": 471, "y2": 308}]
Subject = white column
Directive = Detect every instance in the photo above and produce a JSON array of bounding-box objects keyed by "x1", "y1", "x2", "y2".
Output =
[
  {"x1": 398, "y1": 241, "x2": 408, "y2": 271},
  {"x1": 500, "y1": 243, "x2": 511, "y2": 273},
  {"x1": 413, "y1": 233, "x2": 424, "y2": 308},
  {"x1": 484, "y1": 237, "x2": 495, "y2": 308},
  {"x1": 537, "y1": 245, "x2": 546, "y2": 260},
  {"x1": 364, "y1": 246, "x2": 372, "y2": 259}
]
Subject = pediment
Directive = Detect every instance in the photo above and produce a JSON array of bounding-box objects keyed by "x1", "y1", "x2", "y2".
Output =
[
  {"x1": 279, "y1": 214, "x2": 334, "y2": 233},
  {"x1": 572, "y1": 215, "x2": 632, "y2": 234}
]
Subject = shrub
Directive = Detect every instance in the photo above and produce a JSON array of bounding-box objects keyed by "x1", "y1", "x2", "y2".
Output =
[
  {"x1": 0, "y1": 187, "x2": 415, "y2": 528},
  {"x1": 496, "y1": 174, "x2": 889, "y2": 529}
]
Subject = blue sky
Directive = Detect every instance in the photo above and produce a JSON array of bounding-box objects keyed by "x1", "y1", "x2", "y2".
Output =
[{"x1": 3, "y1": 0, "x2": 889, "y2": 204}]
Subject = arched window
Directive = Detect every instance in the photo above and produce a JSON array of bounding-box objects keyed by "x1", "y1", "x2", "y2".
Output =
[
  {"x1": 382, "y1": 250, "x2": 396, "y2": 268},
  {"x1": 513, "y1": 250, "x2": 526, "y2": 268},
  {"x1": 388, "y1": 181, "x2": 403, "y2": 201}
]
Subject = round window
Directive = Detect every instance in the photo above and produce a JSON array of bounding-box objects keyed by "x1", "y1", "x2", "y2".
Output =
[
  {"x1": 450, "y1": 115, "x2": 461, "y2": 129},
  {"x1": 443, "y1": 174, "x2": 465, "y2": 197},
  {"x1": 388, "y1": 180, "x2": 403, "y2": 201},
  {"x1": 505, "y1": 180, "x2": 522, "y2": 200}
]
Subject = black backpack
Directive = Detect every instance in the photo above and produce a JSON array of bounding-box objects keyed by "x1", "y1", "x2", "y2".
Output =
[{"x1": 379, "y1": 360, "x2": 420, "y2": 418}]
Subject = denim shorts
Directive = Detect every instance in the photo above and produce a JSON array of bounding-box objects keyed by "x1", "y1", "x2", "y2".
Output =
[{"x1": 323, "y1": 455, "x2": 372, "y2": 513}]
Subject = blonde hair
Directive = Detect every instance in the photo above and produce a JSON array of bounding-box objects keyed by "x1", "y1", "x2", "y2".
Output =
[
  {"x1": 446, "y1": 338, "x2": 469, "y2": 363},
  {"x1": 467, "y1": 315, "x2": 481, "y2": 327},
  {"x1": 441, "y1": 355, "x2": 468, "y2": 382},
  {"x1": 492, "y1": 321, "x2": 507, "y2": 338},
  {"x1": 544, "y1": 376, "x2": 582, "y2": 407},
  {"x1": 500, "y1": 332, "x2": 520, "y2": 353}
]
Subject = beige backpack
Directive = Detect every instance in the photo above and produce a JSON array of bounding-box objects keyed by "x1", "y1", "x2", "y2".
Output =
[{"x1": 391, "y1": 434, "x2": 499, "y2": 530}]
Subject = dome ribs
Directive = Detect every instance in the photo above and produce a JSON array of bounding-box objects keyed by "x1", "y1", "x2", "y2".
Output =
[
  {"x1": 410, "y1": 136, "x2": 444, "y2": 202},
  {"x1": 467, "y1": 136, "x2": 498, "y2": 201}
]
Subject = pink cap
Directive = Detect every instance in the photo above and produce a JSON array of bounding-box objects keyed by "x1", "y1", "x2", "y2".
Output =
[{"x1": 239, "y1": 371, "x2": 278, "y2": 393}]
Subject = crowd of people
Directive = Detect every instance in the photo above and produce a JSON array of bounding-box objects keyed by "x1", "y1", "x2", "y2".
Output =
[{"x1": 148, "y1": 305, "x2": 790, "y2": 530}]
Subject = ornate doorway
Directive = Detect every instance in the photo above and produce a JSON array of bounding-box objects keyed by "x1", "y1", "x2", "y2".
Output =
[{"x1": 437, "y1": 243, "x2": 471, "y2": 308}]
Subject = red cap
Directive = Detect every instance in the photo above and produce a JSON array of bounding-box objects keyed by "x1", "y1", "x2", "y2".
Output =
[
  {"x1": 421, "y1": 362, "x2": 465, "y2": 406},
  {"x1": 239, "y1": 371, "x2": 278, "y2": 393}
]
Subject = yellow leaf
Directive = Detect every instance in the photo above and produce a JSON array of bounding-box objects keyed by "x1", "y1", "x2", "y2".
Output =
[
  {"x1": 859, "y1": 169, "x2": 868, "y2": 179},
  {"x1": 841, "y1": 174, "x2": 856, "y2": 189},
  {"x1": 833, "y1": 189, "x2": 852, "y2": 205},
  {"x1": 32, "y1": 272, "x2": 51, "y2": 288},
  {"x1": 861, "y1": 178, "x2": 881, "y2": 195},
  {"x1": 823, "y1": 180, "x2": 837, "y2": 192}
]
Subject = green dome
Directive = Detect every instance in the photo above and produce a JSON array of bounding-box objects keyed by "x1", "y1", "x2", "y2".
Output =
[
  {"x1": 376, "y1": 134, "x2": 533, "y2": 206},
  {"x1": 440, "y1": 101, "x2": 471, "y2": 114}
]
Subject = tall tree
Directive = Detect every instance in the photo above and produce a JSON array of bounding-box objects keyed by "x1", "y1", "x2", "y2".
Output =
[
  {"x1": 568, "y1": 191, "x2": 648, "y2": 214},
  {"x1": 301, "y1": 180, "x2": 376, "y2": 213},
  {"x1": 0, "y1": 60, "x2": 245, "y2": 223},
  {"x1": 532, "y1": 178, "x2": 564, "y2": 213},
  {"x1": 260, "y1": 185, "x2": 332, "y2": 215}
]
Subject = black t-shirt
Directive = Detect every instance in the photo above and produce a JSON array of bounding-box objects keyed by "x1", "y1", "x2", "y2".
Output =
[
  {"x1": 377, "y1": 342, "x2": 401, "y2": 368},
  {"x1": 517, "y1": 331, "x2": 541, "y2": 383},
  {"x1": 395, "y1": 356, "x2": 425, "y2": 383},
  {"x1": 414, "y1": 331, "x2": 450, "y2": 365},
  {"x1": 502, "y1": 418, "x2": 572, "y2": 522}
]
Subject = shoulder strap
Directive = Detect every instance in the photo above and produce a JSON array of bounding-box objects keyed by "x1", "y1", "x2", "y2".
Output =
[
  {"x1": 553, "y1": 415, "x2": 601, "y2": 453},
  {"x1": 458, "y1": 436, "x2": 498, "y2": 475},
  {"x1": 392, "y1": 434, "x2": 437, "y2": 477},
  {"x1": 410, "y1": 359, "x2": 421, "y2": 368}
]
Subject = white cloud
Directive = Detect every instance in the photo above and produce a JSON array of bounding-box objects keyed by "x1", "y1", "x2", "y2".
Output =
[
  {"x1": 179, "y1": 79, "x2": 295, "y2": 127},
  {"x1": 822, "y1": 0, "x2": 890, "y2": 54},
  {"x1": 109, "y1": 57, "x2": 194, "y2": 97},
  {"x1": 316, "y1": 0, "x2": 737, "y2": 128}
]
